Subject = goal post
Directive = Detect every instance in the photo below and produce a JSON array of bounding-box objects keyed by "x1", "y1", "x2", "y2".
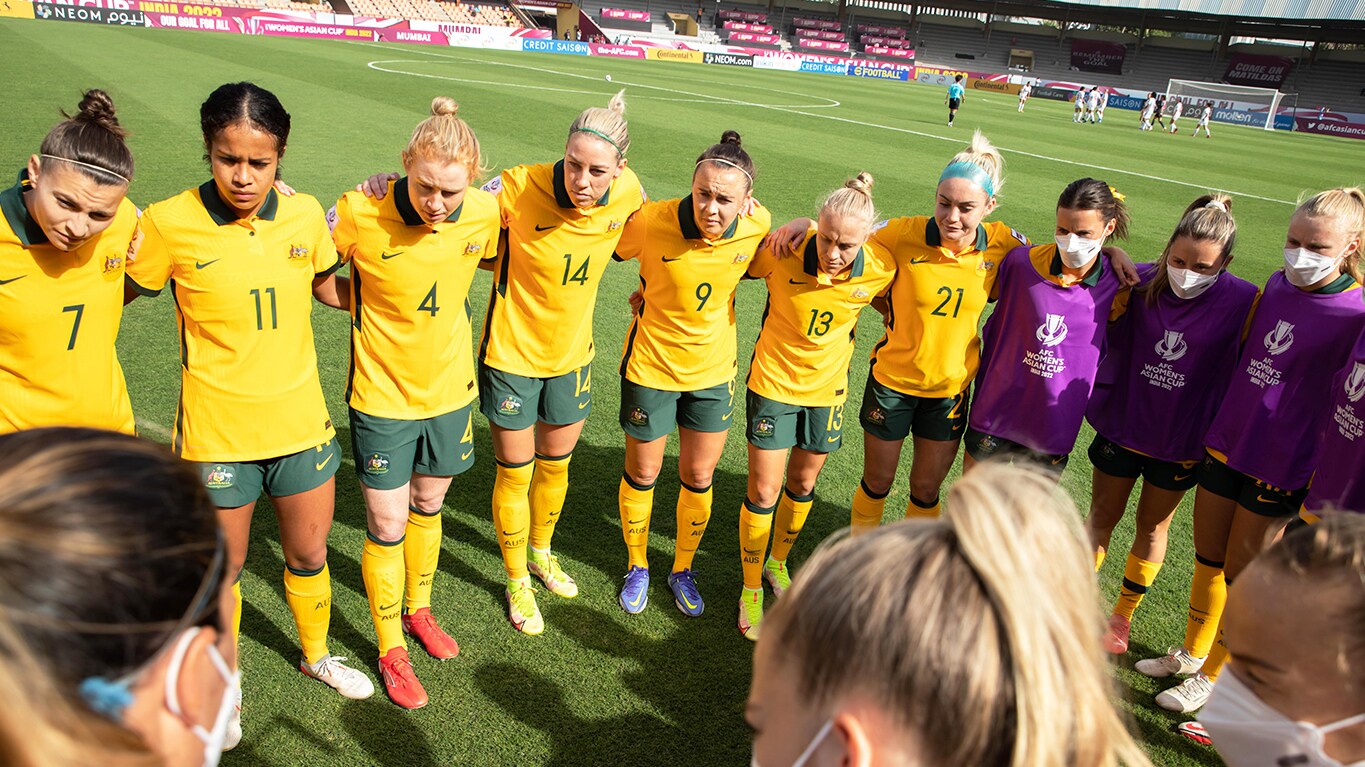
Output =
[{"x1": 1167, "y1": 79, "x2": 1285, "y2": 130}]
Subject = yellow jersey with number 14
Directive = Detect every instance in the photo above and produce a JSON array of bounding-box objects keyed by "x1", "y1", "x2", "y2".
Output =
[
  {"x1": 127, "y1": 183, "x2": 340, "y2": 462},
  {"x1": 615, "y1": 196, "x2": 771, "y2": 391},
  {"x1": 0, "y1": 171, "x2": 137, "y2": 434},
  {"x1": 479, "y1": 160, "x2": 645, "y2": 378},
  {"x1": 746, "y1": 231, "x2": 896, "y2": 407},
  {"x1": 868, "y1": 216, "x2": 1027, "y2": 398},
  {"x1": 332, "y1": 179, "x2": 499, "y2": 420}
]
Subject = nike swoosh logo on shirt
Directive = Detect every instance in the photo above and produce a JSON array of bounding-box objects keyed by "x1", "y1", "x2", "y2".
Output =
[
  {"x1": 662, "y1": 255, "x2": 683, "y2": 263},
  {"x1": 535, "y1": 224, "x2": 555, "y2": 231},
  {"x1": 910, "y1": 257, "x2": 930, "y2": 265},
  {"x1": 381, "y1": 251, "x2": 404, "y2": 260},
  {"x1": 0, "y1": 276, "x2": 26, "y2": 285},
  {"x1": 788, "y1": 278, "x2": 805, "y2": 285},
  {"x1": 195, "y1": 259, "x2": 220, "y2": 269}
]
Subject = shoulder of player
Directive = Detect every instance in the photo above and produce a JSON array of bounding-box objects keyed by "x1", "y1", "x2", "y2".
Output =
[
  {"x1": 983, "y1": 220, "x2": 1029, "y2": 249},
  {"x1": 460, "y1": 185, "x2": 501, "y2": 225},
  {"x1": 498, "y1": 162, "x2": 540, "y2": 199},
  {"x1": 143, "y1": 186, "x2": 206, "y2": 221},
  {"x1": 275, "y1": 190, "x2": 325, "y2": 218},
  {"x1": 613, "y1": 165, "x2": 647, "y2": 210}
]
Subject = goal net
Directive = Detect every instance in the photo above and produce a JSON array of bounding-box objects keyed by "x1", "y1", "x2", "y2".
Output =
[{"x1": 1167, "y1": 79, "x2": 1285, "y2": 130}]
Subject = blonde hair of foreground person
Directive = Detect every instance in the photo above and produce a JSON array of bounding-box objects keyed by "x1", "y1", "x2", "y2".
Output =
[{"x1": 749, "y1": 461, "x2": 1153, "y2": 767}]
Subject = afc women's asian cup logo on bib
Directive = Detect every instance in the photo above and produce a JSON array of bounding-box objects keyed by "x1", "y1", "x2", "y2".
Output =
[
  {"x1": 1345, "y1": 362, "x2": 1365, "y2": 403},
  {"x1": 1036, "y1": 313, "x2": 1069, "y2": 347},
  {"x1": 1155, "y1": 329, "x2": 1188, "y2": 362},
  {"x1": 1264, "y1": 320, "x2": 1295, "y2": 356}
]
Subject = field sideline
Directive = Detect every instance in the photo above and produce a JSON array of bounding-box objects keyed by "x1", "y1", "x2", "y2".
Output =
[{"x1": 3, "y1": 17, "x2": 1360, "y2": 766}]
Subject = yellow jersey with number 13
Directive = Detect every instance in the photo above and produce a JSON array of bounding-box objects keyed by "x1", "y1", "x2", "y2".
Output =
[{"x1": 479, "y1": 160, "x2": 645, "y2": 378}]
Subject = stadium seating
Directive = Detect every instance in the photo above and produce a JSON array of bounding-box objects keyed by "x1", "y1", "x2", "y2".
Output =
[{"x1": 344, "y1": 0, "x2": 521, "y2": 25}]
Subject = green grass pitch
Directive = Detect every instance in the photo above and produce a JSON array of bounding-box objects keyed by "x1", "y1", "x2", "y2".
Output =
[{"x1": 3, "y1": 17, "x2": 1360, "y2": 766}]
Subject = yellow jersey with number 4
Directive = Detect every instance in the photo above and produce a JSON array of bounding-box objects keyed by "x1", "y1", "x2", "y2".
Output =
[
  {"x1": 615, "y1": 196, "x2": 771, "y2": 391},
  {"x1": 127, "y1": 183, "x2": 340, "y2": 462},
  {"x1": 479, "y1": 160, "x2": 645, "y2": 378},
  {"x1": 333, "y1": 179, "x2": 498, "y2": 420},
  {"x1": 868, "y1": 216, "x2": 1027, "y2": 398},
  {"x1": 0, "y1": 171, "x2": 137, "y2": 434},
  {"x1": 746, "y1": 231, "x2": 896, "y2": 407}
]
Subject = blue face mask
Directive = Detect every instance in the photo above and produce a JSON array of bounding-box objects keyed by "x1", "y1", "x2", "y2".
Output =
[{"x1": 752, "y1": 720, "x2": 834, "y2": 767}]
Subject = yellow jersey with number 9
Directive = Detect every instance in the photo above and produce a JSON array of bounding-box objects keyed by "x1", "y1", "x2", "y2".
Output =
[
  {"x1": 479, "y1": 160, "x2": 645, "y2": 378},
  {"x1": 127, "y1": 183, "x2": 340, "y2": 462},
  {"x1": 615, "y1": 196, "x2": 770, "y2": 391},
  {"x1": 0, "y1": 171, "x2": 137, "y2": 435},
  {"x1": 868, "y1": 216, "x2": 1027, "y2": 398},
  {"x1": 332, "y1": 179, "x2": 499, "y2": 420},
  {"x1": 746, "y1": 231, "x2": 896, "y2": 407}
]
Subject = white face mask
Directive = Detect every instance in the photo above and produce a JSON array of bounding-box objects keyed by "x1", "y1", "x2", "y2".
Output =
[
  {"x1": 1168, "y1": 264, "x2": 1220, "y2": 300},
  {"x1": 164, "y1": 627, "x2": 239, "y2": 767},
  {"x1": 1055, "y1": 233, "x2": 1104, "y2": 269},
  {"x1": 1284, "y1": 246, "x2": 1344, "y2": 288},
  {"x1": 752, "y1": 720, "x2": 834, "y2": 767},
  {"x1": 1198, "y1": 668, "x2": 1365, "y2": 767}
]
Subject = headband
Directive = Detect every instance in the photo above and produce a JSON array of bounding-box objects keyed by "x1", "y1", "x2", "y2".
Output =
[
  {"x1": 1204, "y1": 200, "x2": 1227, "y2": 212},
  {"x1": 573, "y1": 128, "x2": 624, "y2": 158},
  {"x1": 939, "y1": 161, "x2": 994, "y2": 197},
  {"x1": 696, "y1": 157, "x2": 753, "y2": 186},
  {"x1": 1108, "y1": 185, "x2": 1126, "y2": 202},
  {"x1": 41, "y1": 154, "x2": 129, "y2": 184}
]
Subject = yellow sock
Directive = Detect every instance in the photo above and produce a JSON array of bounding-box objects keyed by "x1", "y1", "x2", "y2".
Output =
[
  {"x1": 493, "y1": 459, "x2": 534, "y2": 580},
  {"x1": 619, "y1": 474, "x2": 655, "y2": 569},
  {"x1": 1183, "y1": 557, "x2": 1227, "y2": 658},
  {"x1": 283, "y1": 563, "x2": 331, "y2": 665},
  {"x1": 850, "y1": 481, "x2": 887, "y2": 532},
  {"x1": 362, "y1": 534, "x2": 406, "y2": 654},
  {"x1": 1113, "y1": 554, "x2": 1163, "y2": 621},
  {"x1": 529, "y1": 452, "x2": 572, "y2": 551},
  {"x1": 230, "y1": 578, "x2": 243, "y2": 650},
  {"x1": 404, "y1": 506, "x2": 441, "y2": 613},
  {"x1": 1203, "y1": 628, "x2": 1230, "y2": 681},
  {"x1": 769, "y1": 488, "x2": 814, "y2": 563},
  {"x1": 740, "y1": 498, "x2": 776, "y2": 590},
  {"x1": 1095, "y1": 548, "x2": 1106, "y2": 572},
  {"x1": 673, "y1": 482, "x2": 713, "y2": 573},
  {"x1": 905, "y1": 493, "x2": 941, "y2": 519}
]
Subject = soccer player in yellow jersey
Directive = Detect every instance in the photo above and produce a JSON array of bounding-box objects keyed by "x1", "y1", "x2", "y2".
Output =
[
  {"x1": 613, "y1": 131, "x2": 770, "y2": 617},
  {"x1": 475, "y1": 92, "x2": 646, "y2": 635},
  {"x1": 767, "y1": 133, "x2": 1024, "y2": 528},
  {"x1": 318, "y1": 99, "x2": 497, "y2": 709},
  {"x1": 737, "y1": 173, "x2": 895, "y2": 641},
  {"x1": 0, "y1": 90, "x2": 138, "y2": 435},
  {"x1": 126, "y1": 83, "x2": 373, "y2": 738}
]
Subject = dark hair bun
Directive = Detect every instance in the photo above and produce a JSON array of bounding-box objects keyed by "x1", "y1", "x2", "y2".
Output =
[
  {"x1": 72, "y1": 89, "x2": 127, "y2": 139},
  {"x1": 720, "y1": 130, "x2": 742, "y2": 146}
]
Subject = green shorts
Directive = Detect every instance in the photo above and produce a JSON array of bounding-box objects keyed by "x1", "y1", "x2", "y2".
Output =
[
  {"x1": 746, "y1": 389, "x2": 844, "y2": 453},
  {"x1": 478, "y1": 362, "x2": 592, "y2": 430},
  {"x1": 1197, "y1": 452, "x2": 1307, "y2": 518},
  {"x1": 1089, "y1": 434, "x2": 1199, "y2": 492},
  {"x1": 198, "y1": 436, "x2": 341, "y2": 508},
  {"x1": 620, "y1": 378, "x2": 735, "y2": 442},
  {"x1": 859, "y1": 375, "x2": 969, "y2": 443},
  {"x1": 963, "y1": 427, "x2": 1068, "y2": 473},
  {"x1": 349, "y1": 404, "x2": 476, "y2": 490}
]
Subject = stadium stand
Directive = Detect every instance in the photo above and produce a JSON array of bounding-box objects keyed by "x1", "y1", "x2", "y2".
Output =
[{"x1": 342, "y1": 0, "x2": 521, "y2": 24}]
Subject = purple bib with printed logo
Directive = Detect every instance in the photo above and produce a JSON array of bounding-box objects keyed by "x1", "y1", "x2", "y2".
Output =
[
  {"x1": 1088, "y1": 264, "x2": 1258, "y2": 462},
  {"x1": 1304, "y1": 326, "x2": 1365, "y2": 514},
  {"x1": 1205, "y1": 271, "x2": 1365, "y2": 490},
  {"x1": 970, "y1": 245, "x2": 1122, "y2": 455}
]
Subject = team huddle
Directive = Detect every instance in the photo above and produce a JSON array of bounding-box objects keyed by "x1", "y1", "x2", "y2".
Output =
[{"x1": 3, "y1": 81, "x2": 1364, "y2": 743}]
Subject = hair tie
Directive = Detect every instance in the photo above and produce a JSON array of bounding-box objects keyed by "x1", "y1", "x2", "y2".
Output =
[
  {"x1": 1108, "y1": 185, "x2": 1126, "y2": 202},
  {"x1": 40, "y1": 154, "x2": 129, "y2": 184},
  {"x1": 572, "y1": 128, "x2": 623, "y2": 158},
  {"x1": 1204, "y1": 200, "x2": 1227, "y2": 212},
  {"x1": 696, "y1": 157, "x2": 753, "y2": 186},
  {"x1": 79, "y1": 676, "x2": 135, "y2": 721},
  {"x1": 939, "y1": 161, "x2": 995, "y2": 197}
]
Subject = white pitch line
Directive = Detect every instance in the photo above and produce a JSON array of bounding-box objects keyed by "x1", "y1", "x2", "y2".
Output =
[{"x1": 358, "y1": 42, "x2": 1295, "y2": 205}]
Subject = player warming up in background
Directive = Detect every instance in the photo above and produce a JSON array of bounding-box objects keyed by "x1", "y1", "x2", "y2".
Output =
[
  {"x1": 612, "y1": 131, "x2": 770, "y2": 618},
  {"x1": 1193, "y1": 102, "x2": 1213, "y2": 138},
  {"x1": 736, "y1": 173, "x2": 895, "y2": 641},
  {"x1": 1086, "y1": 195, "x2": 1257, "y2": 654},
  {"x1": 319, "y1": 98, "x2": 498, "y2": 708},
  {"x1": 1017, "y1": 81, "x2": 1031, "y2": 112},
  {"x1": 946, "y1": 75, "x2": 965, "y2": 127}
]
